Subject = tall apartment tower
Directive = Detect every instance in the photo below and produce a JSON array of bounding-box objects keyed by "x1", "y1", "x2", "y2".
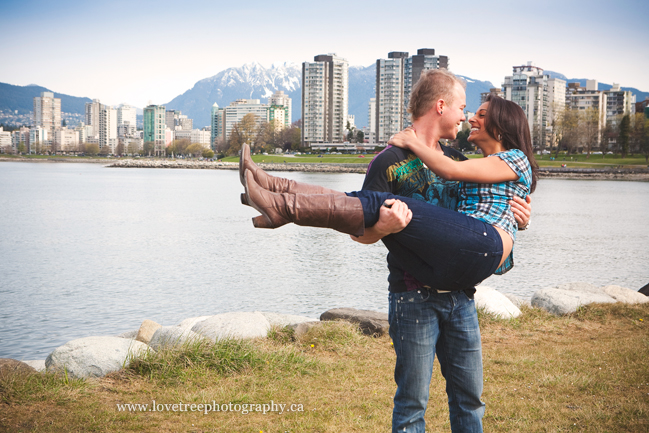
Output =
[
  {"x1": 375, "y1": 51, "x2": 408, "y2": 144},
  {"x1": 211, "y1": 103, "x2": 224, "y2": 150},
  {"x1": 33, "y1": 92, "x2": 62, "y2": 135},
  {"x1": 403, "y1": 49, "x2": 449, "y2": 127},
  {"x1": 301, "y1": 54, "x2": 348, "y2": 145},
  {"x1": 372, "y1": 49, "x2": 449, "y2": 144},
  {"x1": 143, "y1": 105, "x2": 167, "y2": 155},
  {"x1": 604, "y1": 84, "x2": 636, "y2": 120},
  {"x1": 98, "y1": 106, "x2": 117, "y2": 152},
  {"x1": 85, "y1": 99, "x2": 102, "y2": 138},
  {"x1": 502, "y1": 62, "x2": 550, "y2": 148},
  {"x1": 117, "y1": 104, "x2": 137, "y2": 127}
]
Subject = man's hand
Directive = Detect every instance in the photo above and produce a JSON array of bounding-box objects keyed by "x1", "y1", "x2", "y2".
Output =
[
  {"x1": 511, "y1": 195, "x2": 531, "y2": 229},
  {"x1": 351, "y1": 198, "x2": 412, "y2": 244}
]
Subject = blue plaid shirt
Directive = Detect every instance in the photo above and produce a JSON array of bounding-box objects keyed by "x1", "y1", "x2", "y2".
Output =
[{"x1": 458, "y1": 149, "x2": 532, "y2": 274}]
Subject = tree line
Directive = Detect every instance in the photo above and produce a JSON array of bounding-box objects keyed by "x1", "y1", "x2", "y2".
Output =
[{"x1": 216, "y1": 113, "x2": 301, "y2": 156}]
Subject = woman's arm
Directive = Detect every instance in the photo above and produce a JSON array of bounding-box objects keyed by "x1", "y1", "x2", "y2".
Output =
[{"x1": 389, "y1": 128, "x2": 518, "y2": 184}]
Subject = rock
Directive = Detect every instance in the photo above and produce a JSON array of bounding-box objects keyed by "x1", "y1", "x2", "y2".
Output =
[
  {"x1": 177, "y1": 316, "x2": 212, "y2": 331},
  {"x1": 638, "y1": 282, "x2": 649, "y2": 297},
  {"x1": 258, "y1": 312, "x2": 318, "y2": 329},
  {"x1": 191, "y1": 312, "x2": 270, "y2": 341},
  {"x1": 555, "y1": 282, "x2": 601, "y2": 293},
  {"x1": 117, "y1": 330, "x2": 138, "y2": 339},
  {"x1": 149, "y1": 326, "x2": 207, "y2": 351},
  {"x1": 320, "y1": 308, "x2": 389, "y2": 336},
  {"x1": 602, "y1": 285, "x2": 649, "y2": 304},
  {"x1": 503, "y1": 293, "x2": 531, "y2": 309},
  {"x1": 474, "y1": 287, "x2": 521, "y2": 318},
  {"x1": 135, "y1": 320, "x2": 162, "y2": 345},
  {"x1": 0, "y1": 358, "x2": 36, "y2": 378},
  {"x1": 22, "y1": 360, "x2": 46, "y2": 372},
  {"x1": 531, "y1": 288, "x2": 616, "y2": 315},
  {"x1": 45, "y1": 336, "x2": 151, "y2": 379},
  {"x1": 294, "y1": 321, "x2": 326, "y2": 339}
]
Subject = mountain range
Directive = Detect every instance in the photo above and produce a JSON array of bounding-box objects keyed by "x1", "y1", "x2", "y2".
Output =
[{"x1": 2, "y1": 65, "x2": 647, "y2": 129}]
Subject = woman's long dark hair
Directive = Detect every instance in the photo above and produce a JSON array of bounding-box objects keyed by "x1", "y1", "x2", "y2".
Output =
[{"x1": 484, "y1": 94, "x2": 538, "y2": 193}]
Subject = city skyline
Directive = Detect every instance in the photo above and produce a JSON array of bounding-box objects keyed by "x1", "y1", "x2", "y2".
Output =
[{"x1": 1, "y1": 0, "x2": 647, "y2": 109}]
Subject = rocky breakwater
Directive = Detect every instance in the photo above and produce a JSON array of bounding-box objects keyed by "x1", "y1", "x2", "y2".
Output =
[
  {"x1": 108, "y1": 159, "x2": 369, "y2": 174},
  {"x1": 3, "y1": 283, "x2": 646, "y2": 380},
  {"x1": 537, "y1": 166, "x2": 649, "y2": 181}
]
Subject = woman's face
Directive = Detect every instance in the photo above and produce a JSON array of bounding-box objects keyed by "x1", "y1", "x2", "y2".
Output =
[{"x1": 468, "y1": 102, "x2": 490, "y2": 144}]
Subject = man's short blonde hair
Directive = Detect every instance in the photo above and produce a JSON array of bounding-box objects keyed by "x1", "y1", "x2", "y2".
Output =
[{"x1": 408, "y1": 69, "x2": 466, "y2": 121}]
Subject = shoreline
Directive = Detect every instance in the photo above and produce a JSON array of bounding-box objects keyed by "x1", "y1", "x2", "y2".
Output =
[{"x1": 2, "y1": 156, "x2": 649, "y2": 181}]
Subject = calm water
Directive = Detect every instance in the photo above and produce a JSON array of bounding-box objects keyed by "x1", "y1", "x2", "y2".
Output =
[{"x1": 1, "y1": 162, "x2": 648, "y2": 360}]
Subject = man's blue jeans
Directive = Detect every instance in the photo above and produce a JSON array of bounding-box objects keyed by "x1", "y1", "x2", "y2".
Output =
[{"x1": 389, "y1": 289, "x2": 485, "y2": 433}]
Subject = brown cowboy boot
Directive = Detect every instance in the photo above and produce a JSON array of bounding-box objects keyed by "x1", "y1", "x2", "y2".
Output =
[
  {"x1": 239, "y1": 144, "x2": 346, "y2": 205},
  {"x1": 243, "y1": 169, "x2": 365, "y2": 237}
]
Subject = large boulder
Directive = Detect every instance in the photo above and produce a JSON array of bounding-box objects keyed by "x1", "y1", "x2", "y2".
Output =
[
  {"x1": 177, "y1": 316, "x2": 212, "y2": 331},
  {"x1": 45, "y1": 336, "x2": 151, "y2": 379},
  {"x1": 191, "y1": 312, "x2": 270, "y2": 341},
  {"x1": 0, "y1": 358, "x2": 36, "y2": 378},
  {"x1": 149, "y1": 326, "x2": 207, "y2": 351},
  {"x1": 117, "y1": 329, "x2": 138, "y2": 339},
  {"x1": 135, "y1": 320, "x2": 162, "y2": 345},
  {"x1": 532, "y1": 282, "x2": 648, "y2": 315},
  {"x1": 532, "y1": 287, "x2": 616, "y2": 316},
  {"x1": 602, "y1": 285, "x2": 649, "y2": 304},
  {"x1": 22, "y1": 360, "x2": 46, "y2": 372},
  {"x1": 474, "y1": 287, "x2": 521, "y2": 319},
  {"x1": 258, "y1": 312, "x2": 318, "y2": 329},
  {"x1": 503, "y1": 292, "x2": 531, "y2": 309},
  {"x1": 320, "y1": 308, "x2": 388, "y2": 336}
]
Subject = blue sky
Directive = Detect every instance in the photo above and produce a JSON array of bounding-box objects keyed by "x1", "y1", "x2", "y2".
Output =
[{"x1": 1, "y1": 0, "x2": 647, "y2": 109}]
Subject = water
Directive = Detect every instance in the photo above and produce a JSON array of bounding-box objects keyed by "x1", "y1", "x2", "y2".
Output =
[{"x1": 0, "y1": 162, "x2": 648, "y2": 360}]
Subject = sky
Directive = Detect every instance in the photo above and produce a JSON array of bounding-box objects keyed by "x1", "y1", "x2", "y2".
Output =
[{"x1": 1, "y1": 0, "x2": 648, "y2": 109}]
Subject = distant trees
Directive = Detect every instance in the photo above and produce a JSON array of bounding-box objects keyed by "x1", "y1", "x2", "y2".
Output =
[
  {"x1": 143, "y1": 141, "x2": 155, "y2": 156},
  {"x1": 224, "y1": 115, "x2": 302, "y2": 156},
  {"x1": 618, "y1": 114, "x2": 631, "y2": 158}
]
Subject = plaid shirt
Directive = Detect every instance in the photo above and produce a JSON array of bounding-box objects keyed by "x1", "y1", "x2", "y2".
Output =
[{"x1": 458, "y1": 149, "x2": 532, "y2": 274}]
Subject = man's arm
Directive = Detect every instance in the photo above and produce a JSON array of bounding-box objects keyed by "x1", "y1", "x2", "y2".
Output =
[
  {"x1": 352, "y1": 199, "x2": 412, "y2": 244},
  {"x1": 511, "y1": 195, "x2": 532, "y2": 229}
]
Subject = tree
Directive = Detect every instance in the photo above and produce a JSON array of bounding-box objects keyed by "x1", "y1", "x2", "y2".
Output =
[
  {"x1": 115, "y1": 140, "x2": 125, "y2": 156},
  {"x1": 143, "y1": 141, "x2": 155, "y2": 156},
  {"x1": 174, "y1": 138, "x2": 190, "y2": 156},
  {"x1": 641, "y1": 119, "x2": 649, "y2": 163},
  {"x1": 127, "y1": 141, "x2": 140, "y2": 155},
  {"x1": 84, "y1": 143, "x2": 100, "y2": 156},
  {"x1": 618, "y1": 114, "x2": 631, "y2": 158},
  {"x1": 548, "y1": 102, "x2": 564, "y2": 154},
  {"x1": 238, "y1": 113, "x2": 258, "y2": 146},
  {"x1": 579, "y1": 108, "x2": 600, "y2": 158},
  {"x1": 227, "y1": 124, "x2": 244, "y2": 156},
  {"x1": 17, "y1": 141, "x2": 26, "y2": 154},
  {"x1": 202, "y1": 148, "x2": 214, "y2": 159},
  {"x1": 556, "y1": 108, "x2": 579, "y2": 158},
  {"x1": 630, "y1": 113, "x2": 646, "y2": 156},
  {"x1": 356, "y1": 130, "x2": 365, "y2": 144},
  {"x1": 186, "y1": 142, "x2": 204, "y2": 157},
  {"x1": 455, "y1": 129, "x2": 472, "y2": 152},
  {"x1": 99, "y1": 144, "x2": 110, "y2": 156}
]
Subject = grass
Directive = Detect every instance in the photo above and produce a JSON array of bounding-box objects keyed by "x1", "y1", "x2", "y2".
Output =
[{"x1": 2, "y1": 304, "x2": 648, "y2": 432}]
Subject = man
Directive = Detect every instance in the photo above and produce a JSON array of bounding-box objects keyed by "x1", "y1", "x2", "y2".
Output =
[{"x1": 353, "y1": 69, "x2": 531, "y2": 432}]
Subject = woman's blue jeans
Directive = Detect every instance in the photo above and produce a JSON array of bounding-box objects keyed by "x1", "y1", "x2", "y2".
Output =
[{"x1": 347, "y1": 190, "x2": 504, "y2": 291}]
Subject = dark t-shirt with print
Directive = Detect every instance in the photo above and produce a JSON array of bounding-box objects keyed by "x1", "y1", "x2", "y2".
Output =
[{"x1": 361, "y1": 144, "x2": 467, "y2": 293}]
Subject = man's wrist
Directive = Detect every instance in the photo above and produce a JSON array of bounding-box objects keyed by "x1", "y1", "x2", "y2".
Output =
[{"x1": 519, "y1": 219, "x2": 531, "y2": 231}]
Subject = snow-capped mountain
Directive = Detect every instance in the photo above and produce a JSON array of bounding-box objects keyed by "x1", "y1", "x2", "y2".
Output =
[
  {"x1": 165, "y1": 62, "x2": 497, "y2": 128},
  {"x1": 165, "y1": 62, "x2": 301, "y2": 128}
]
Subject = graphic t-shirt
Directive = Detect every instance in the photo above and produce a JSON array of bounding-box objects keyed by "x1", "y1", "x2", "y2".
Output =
[{"x1": 362, "y1": 144, "x2": 466, "y2": 292}]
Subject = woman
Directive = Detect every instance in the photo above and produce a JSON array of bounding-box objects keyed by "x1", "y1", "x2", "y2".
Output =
[{"x1": 241, "y1": 95, "x2": 537, "y2": 291}]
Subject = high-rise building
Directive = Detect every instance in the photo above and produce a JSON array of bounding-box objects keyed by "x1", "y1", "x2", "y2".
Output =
[
  {"x1": 301, "y1": 54, "x2": 348, "y2": 145},
  {"x1": 268, "y1": 91, "x2": 292, "y2": 129},
  {"x1": 502, "y1": 62, "x2": 550, "y2": 148},
  {"x1": 143, "y1": 105, "x2": 167, "y2": 155},
  {"x1": 117, "y1": 104, "x2": 137, "y2": 130},
  {"x1": 403, "y1": 49, "x2": 448, "y2": 127},
  {"x1": 85, "y1": 99, "x2": 102, "y2": 138},
  {"x1": 367, "y1": 98, "x2": 376, "y2": 144},
  {"x1": 165, "y1": 110, "x2": 193, "y2": 131},
  {"x1": 211, "y1": 103, "x2": 224, "y2": 149},
  {"x1": 565, "y1": 81, "x2": 607, "y2": 144},
  {"x1": 603, "y1": 83, "x2": 635, "y2": 120},
  {"x1": 98, "y1": 106, "x2": 117, "y2": 153},
  {"x1": 376, "y1": 51, "x2": 408, "y2": 144},
  {"x1": 33, "y1": 91, "x2": 61, "y2": 139}
]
